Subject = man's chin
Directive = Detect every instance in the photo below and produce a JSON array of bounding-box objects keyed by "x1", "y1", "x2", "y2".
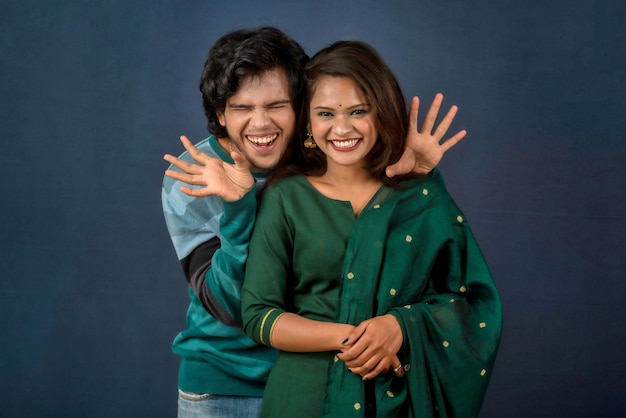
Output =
[
  {"x1": 246, "y1": 146, "x2": 288, "y2": 172},
  {"x1": 248, "y1": 155, "x2": 281, "y2": 172}
]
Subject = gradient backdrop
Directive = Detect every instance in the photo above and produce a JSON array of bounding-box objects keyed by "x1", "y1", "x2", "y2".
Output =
[{"x1": 1, "y1": 1, "x2": 624, "y2": 417}]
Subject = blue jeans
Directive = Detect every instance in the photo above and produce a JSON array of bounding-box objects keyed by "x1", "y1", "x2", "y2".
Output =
[{"x1": 177, "y1": 390, "x2": 262, "y2": 418}]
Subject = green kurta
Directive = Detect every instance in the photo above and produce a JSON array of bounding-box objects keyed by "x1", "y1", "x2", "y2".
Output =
[{"x1": 242, "y1": 170, "x2": 501, "y2": 418}]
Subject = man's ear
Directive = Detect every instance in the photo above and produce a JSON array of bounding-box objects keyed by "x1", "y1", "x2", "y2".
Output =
[{"x1": 217, "y1": 112, "x2": 226, "y2": 127}]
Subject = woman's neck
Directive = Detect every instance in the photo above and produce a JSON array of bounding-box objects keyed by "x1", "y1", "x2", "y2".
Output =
[
  {"x1": 324, "y1": 161, "x2": 373, "y2": 186},
  {"x1": 308, "y1": 162, "x2": 382, "y2": 217}
]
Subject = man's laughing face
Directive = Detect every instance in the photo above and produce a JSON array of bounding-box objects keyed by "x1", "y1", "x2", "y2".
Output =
[{"x1": 217, "y1": 68, "x2": 296, "y2": 171}]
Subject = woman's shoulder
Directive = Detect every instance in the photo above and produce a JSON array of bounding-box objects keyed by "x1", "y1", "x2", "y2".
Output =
[
  {"x1": 265, "y1": 174, "x2": 308, "y2": 192},
  {"x1": 261, "y1": 175, "x2": 312, "y2": 204},
  {"x1": 397, "y1": 169, "x2": 449, "y2": 197}
]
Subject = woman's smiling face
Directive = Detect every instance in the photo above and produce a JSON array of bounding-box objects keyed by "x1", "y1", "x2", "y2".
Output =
[{"x1": 308, "y1": 76, "x2": 378, "y2": 169}]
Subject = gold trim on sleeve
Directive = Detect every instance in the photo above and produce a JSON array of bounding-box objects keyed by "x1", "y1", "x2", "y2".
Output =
[
  {"x1": 259, "y1": 308, "x2": 277, "y2": 345},
  {"x1": 268, "y1": 312, "x2": 285, "y2": 347}
]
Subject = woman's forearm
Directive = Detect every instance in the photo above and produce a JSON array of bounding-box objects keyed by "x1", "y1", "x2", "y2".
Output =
[{"x1": 270, "y1": 312, "x2": 355, "y2": 352}]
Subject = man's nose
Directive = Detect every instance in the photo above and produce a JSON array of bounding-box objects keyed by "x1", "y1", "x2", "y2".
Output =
[{"x1": 249, "y1": 109, "x2": 269, "y2": 128}]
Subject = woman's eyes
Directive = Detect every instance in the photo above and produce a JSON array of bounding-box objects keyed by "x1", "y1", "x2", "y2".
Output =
[{"x1": 316, "y1": 109, "x2": 367, "y2": 118}]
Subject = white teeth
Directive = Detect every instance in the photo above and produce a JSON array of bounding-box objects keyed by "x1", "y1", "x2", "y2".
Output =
[
  {"x1": 247, "y1": 134, "x2": 277, "y2": 145},
  {"x1": 331, "y1": 139, "x2": 359, "y2": 148}
]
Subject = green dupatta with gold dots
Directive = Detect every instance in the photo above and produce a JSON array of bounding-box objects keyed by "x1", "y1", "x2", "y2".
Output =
[{"x1": 322, "y1": 170, "x2": 502, "y2": 418}]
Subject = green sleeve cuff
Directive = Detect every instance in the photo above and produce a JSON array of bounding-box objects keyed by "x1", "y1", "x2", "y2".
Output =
[
  {"x1": 258, "y1": 308, "x2": 286, "y2": 347},
  {"x1": 221, "y1": 183, "x2": 257, "y2": 219}
]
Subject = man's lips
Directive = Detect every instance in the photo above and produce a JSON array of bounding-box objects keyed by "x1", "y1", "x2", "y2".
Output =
[{"x1": 247, "y1": 134, "x2": 278, "y2": 147}]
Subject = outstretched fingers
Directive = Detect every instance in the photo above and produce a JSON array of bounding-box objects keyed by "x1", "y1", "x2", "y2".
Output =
[
  {"x1": 163, "y1": 153, "x2": 201, "y2": 175},
  {"x1": 427, "y1": 95, "x2": 467, "y2": 153},
  {"x1": 163, "y1": 151, "x2": 207, "y2": 187},
  {"x1": 431, "y1": 104, "x2": 458, "y2": 140},
  {"x1": 407, "y1": 96, "x2": 420, "y2": 134},
  {"x1": 230, "y1": 149, "x2": 252, "y2": 173},
  {"x1": 433, "y1": 104, "x2": 467, "y2": 151},
  {"x1": 421, "y1": 93, "x2": 444, "y2": 135},
  {"x1": 179, "y1": 135, "x2": 212, "y2": 165},
  {"x1": 440, "y1": 129, "x2": 467, "y2": 153}
]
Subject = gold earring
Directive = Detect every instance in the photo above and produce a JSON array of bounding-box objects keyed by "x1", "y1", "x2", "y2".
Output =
[{"x1": 304, "y1": 124, "x2": 317, "y2": 149}]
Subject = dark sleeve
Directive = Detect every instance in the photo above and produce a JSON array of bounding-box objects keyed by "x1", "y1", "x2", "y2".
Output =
[
  {"x1": 182, "y1": 188, "x2": 258, "y2": 327},
  {"x1": 180, "y1": 236, "x2": 242, "y2": 326}
]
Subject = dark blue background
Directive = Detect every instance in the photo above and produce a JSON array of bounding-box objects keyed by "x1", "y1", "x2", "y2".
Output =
[{"x1": 1, "y1": 1, "x2": 624, "y2": 416}]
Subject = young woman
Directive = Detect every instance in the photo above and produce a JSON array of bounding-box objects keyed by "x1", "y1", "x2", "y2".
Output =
[{"x1": 241, "y1": 41, "x2": 501, "y2": 417}]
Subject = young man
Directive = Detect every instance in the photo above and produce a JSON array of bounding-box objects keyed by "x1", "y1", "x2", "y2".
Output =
[{"x1": 162, "y1": 26, "x2": 465, "y2": 418}]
